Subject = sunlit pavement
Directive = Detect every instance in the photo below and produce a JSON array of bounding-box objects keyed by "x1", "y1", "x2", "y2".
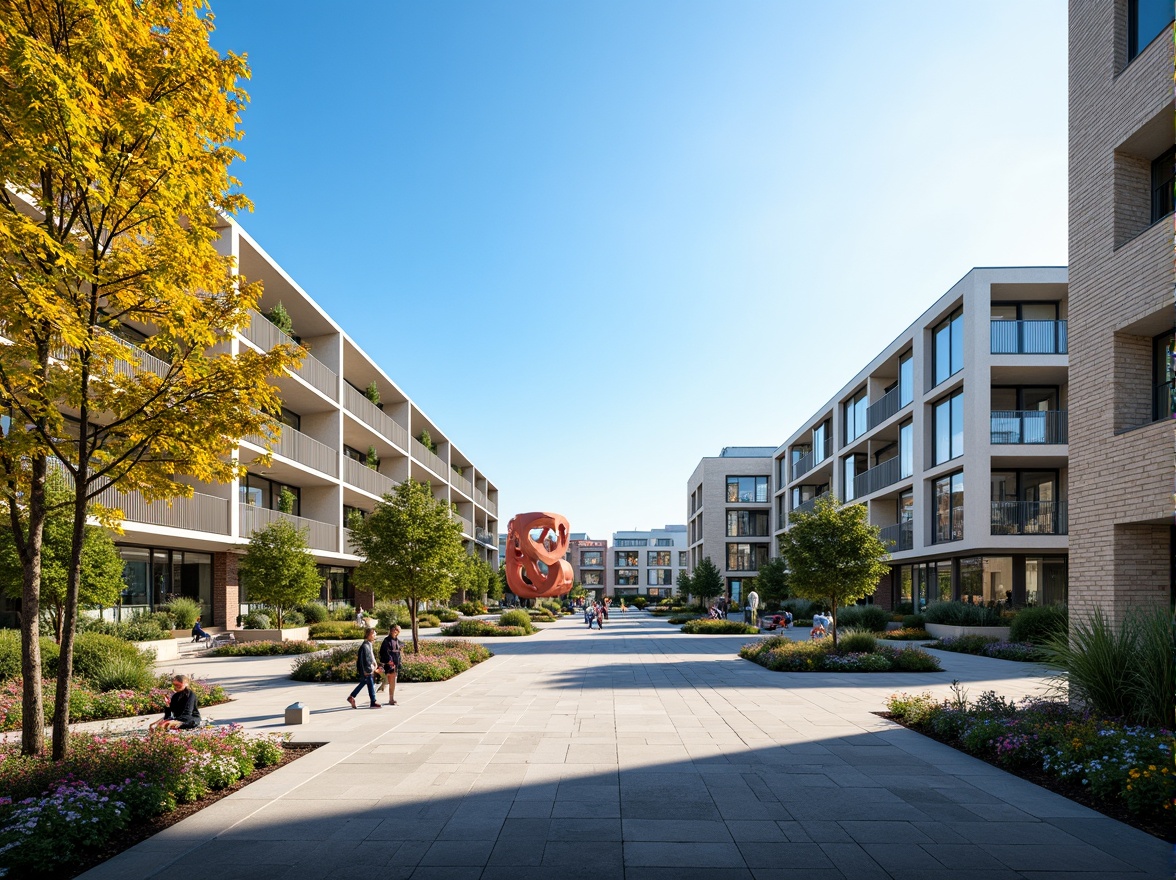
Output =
[{"x1": 79, "y1": 613, "x2": 1171, "y2": 880}]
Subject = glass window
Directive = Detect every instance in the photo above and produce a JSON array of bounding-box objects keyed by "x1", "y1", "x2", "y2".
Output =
[
  {"x1": 648, "y1": 551, "x2": 671, "y2": 566},
  {"x1": 726, "y1": 476, "x2": 769, "y2": 503},
  {"x1": 933, "y1": 471, "x2": 964, "y2": 543},
  {"x1": 843, "y1": 456, "x2": 857, "y2": 502},
  {"x1": 844, "y1": 388, "x2": 868, "y2": 443},
  {"x1": 615, "y1": 550, "x2": 639, "y2": 567},
  {"x1": 936, "y1": 560, "x2": 953, "y2": 602},
  {"x1": 1025, "y1": 557, "x2": 1068, "y2": 606},
  {"x1": 899, "y1": 352, "x2": 913, "y2": 407},
  {"x1": 615, "y1": 569, "x2": 639, "y2": 586},
  {"x1": 932, "y1": 308, "x2": 964, "y2": 386},
  {"x1": 726, "y1": 510, "x2": 769, "y2": 537},
  {"x1": 1155, "y1": 330, "x2": 1174, "y2": 421},
  {"x1": 812, "y1": 421, "x2": 829, "y2": 462},
  {"x1": 1151, "y1": 146, "x2": 1175, "y2": 223},
  {"x1": 678, "y1": 551, "x2": 687, "y2": 567},
  {"x1": 899, "y1": 565, "x2": 913, "y2": 603},
  {"x1": 934, "y1": 391, "x2": 964, "y2": 464},
  {"x1": 278, "y1": 407, "x2": 301, "y2": 431},
  {"x1": 582, "y1": 570, "x2": 602, "y2": 586},
  {"x1": 654, "y1": 538, "x2": 674, "y2": 546},
  {"x1": 119, "y1": 546, "x2": 151, "y2": 610},
  {"x1": 614, "y1": 538, "x2": 648, "y2": 547},
  {"x1": 647, "y1": 569, "x2": 672, "y2": 586},
  {"x1": 899, "y1": 420, "x2": 914, "y2": 478},
  {"x1": 727, "y1": 542, "x2": 769, "y2": 571},
  {"x1": 580, "y1": 550, "x2": 603, "y2": 567},
  {"x1": 1130, "y1": 0, "x2": 1174, "y2": 60}
]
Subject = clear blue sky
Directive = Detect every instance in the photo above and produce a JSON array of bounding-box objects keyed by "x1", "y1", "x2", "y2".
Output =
[{"x1": 209, "y1": 1, "x2": 1068, "y2": 541}]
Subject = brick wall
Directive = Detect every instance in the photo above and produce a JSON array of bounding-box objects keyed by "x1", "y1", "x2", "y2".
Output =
[{"x1": 212, "y1": 552, "x2": 239, "y2": 629}]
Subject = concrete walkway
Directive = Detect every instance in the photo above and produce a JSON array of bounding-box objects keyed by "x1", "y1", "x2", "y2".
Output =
[{"x1": 79, "y1": 613, "x2": 1171, "y2": 880}]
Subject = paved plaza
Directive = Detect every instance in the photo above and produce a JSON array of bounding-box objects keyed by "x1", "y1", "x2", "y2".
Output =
[{"x1": 80, "y1": 613, "x2": 1171, "y2": 880}]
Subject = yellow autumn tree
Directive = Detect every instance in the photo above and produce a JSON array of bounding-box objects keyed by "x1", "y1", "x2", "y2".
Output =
[{"x1": 0, "y1": 0, "x2": 299, "y2": 758}]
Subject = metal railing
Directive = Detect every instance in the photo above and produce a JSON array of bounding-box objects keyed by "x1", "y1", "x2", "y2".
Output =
[
  {"x1": 411, "y1": 438, "x2": 447, "y2": 476},
  {"x1": 451, "y1": 470, "x2": 473, "y2": 497},
  {"x1": 791, "y1": 437, "x2": 831, "y2": 481},
  {"x1": 342, "y1": 383, "x2": 409, "y2": 449},
  {"x1": 878, "y1": 522, "x2": 913, "y2": 552},
  {"x1": 245, "y1": 425, "x2": 338, "y2": 476},
  {"x1": 853, "y1": 455, "x2": 901, "y2": 498},
  {"x1": 474, "y1": 488, "x2": 487, "y2": 506},
  {"x1": 455, "y1": 513, "x2": 474, "y2": 536},
  {"x1": 242, "y1": 309, "x2": 338, "y2": 399},
  {"x1": 791, "y1": 490, "x2": 831, "y2": 517},
  {"x1": 486, "y1": 498, "x2": 497, "y2": 516},
  {"x1": 239, "y1": 503, "x2": 338, "y2": 551},
  {"x1": 990, "y1": 319, "x2": 1068, "y2": 355},
  {"x1": 866, "y1": 385, "x2": 901, "y2": 430},
  {"x1": 475, "y1": 527, "x2": 495, "y2": 546},
  {"x1": 342, "y1": 526, "x2": 356, "y2": 554},
  {"x1": 99, "y1": 327, "x2": 171, "y2": 379},
  {"x1": 990, "y1": 410, "x2": 1068, "y2": 445},
  {"x1": 990, "y1": 500, "x2": 1068, "y2": 535},
  {"x1": 343, "y1": 456, "x2": 398, "y2": 497}
]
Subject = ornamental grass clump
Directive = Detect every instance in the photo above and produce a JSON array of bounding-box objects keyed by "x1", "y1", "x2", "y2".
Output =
[
  {"x1": 739, "y1": 635, "x2": 940, "y2": 673},
  {"x1": 883, "y1": 627, "x2": 932, "y2": 641},
  {"x1": 208, "y1": 639, "x2": 320, "y2": 656},
  {"x1": 923, "y1": 601, "x2": 1004, "y2": 627},
  {"x1": 680, "y1": 619, "x2": 758, "y2": 635},
  {"x1": 499, "y1": 609, "x2": 536, "y2": 632}
]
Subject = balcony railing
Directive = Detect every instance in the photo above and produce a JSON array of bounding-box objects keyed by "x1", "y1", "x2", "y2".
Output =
[
  {"x1": 792, "y1": 490, "x2": 831, "y2": 518},
  {"x1": 100, "y1": 328, "x2": 171, "y2": 379},
  {"x1": 411, "y1": 438, "x2": 447, "y2": 477},
  {"x1": 242, "y1": 309, "x2": 338, "y2": 399},
  {"x1": 245, "y1": 426, "x2": 338, "y2": 476},
  {"x1": 343, "y1": 456, "x2": 398, "y2": 497},
  {"x1": 878, "y1": 521, "x2": 913, "y2": 552},
  {"x1": 852, "y1": 455, "x2": 902, "y2": 498},
  {"x1": 455, "y1": 513, "x2": 474, "y2": 536},
  {"x1": 486, "y1": 498, "x2": 498, "y2": 516},
  {"x1": 475, "y1": 527, "x2": 495, "y2": 546},
  {"x1": 991, "y1": 500, "x2": 1068, "y2": 536},
  {"x1": 866, "y1": 386, "x2": 901, "y2": 430},
  {"x1": 239, "y1": 503, "x2": 338, "y2": 551},
  {"x1": 791, "y1": 438, "x2": 832, "y2": 481},
  {"x1": 451, "y1": 470, "x2": 473, "y2": 497},
  {"x1": 342, "y1": 384, "x2": 409, "y2": 449},
  {"x1": 474, "y1": 488, "x2": 487, "y2": 506},
  {"x1": 990, "y1": 410, "x2": 1068, "y2": 445},
  {"x1": 990, "y1": 319, "x2": 1068, "y2": 355}
]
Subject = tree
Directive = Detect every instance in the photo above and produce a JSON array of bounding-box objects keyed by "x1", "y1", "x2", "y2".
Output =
[
  {"x1": 484, "y1": 560, "x2": 504, "y2": 602},
  {"x1": 778, "y1": 497, "x2": 890, "y2": 646},
  {"x1": 0, "y1": 1, "x2": 297, "y2": 757},
  {"x1": 755, "y1": 556, "x2": 790, "y2": 607},
  {"x1": 686, "y1": 557, "x2": 724, "y2": 607},
  {"x1": 348, "y1": 480, "x2": 464, "y2": 652},
  {"x1": 238, "y1": 520, "x2": 321, "y2": 630},
  {"x1": 0, "y1": 472, "x2": 124, "y2": 642}
]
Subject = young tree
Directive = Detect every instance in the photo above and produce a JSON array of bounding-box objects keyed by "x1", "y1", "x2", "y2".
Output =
[
  {"x1": 348, "y1": 480, "x2": 464, "y2": 652},
  {"x1": 238, "y1": 520, "x2": 321, "y2": 630},
  {"x1": 755, "y1": 556, "x2": 790, "y2": 607},
  {"x1": 778, "y1": 497, "x2": 890, "y2": 645},
  {"x1": 0, "y1": 473, "x2": 124, "y2": 642},
  {"x1": 0, "y1": 1, "x2": 297, "y2": 757},
  {"x1": 687, "y1": 557, "x2": 724, "y2": 607}
]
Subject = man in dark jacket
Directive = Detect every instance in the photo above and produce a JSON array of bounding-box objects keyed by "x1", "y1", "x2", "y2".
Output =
[
  {"x1": 347, "y1": 628, "x2": 382, "y2": 709},
  {"x1": 150, "y1": 674, "x2": 201, "y2": 730}
]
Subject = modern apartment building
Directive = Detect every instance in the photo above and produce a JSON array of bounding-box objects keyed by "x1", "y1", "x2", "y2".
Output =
[
  {"x1": 566, "y1": 534, "x2": 610, "y2": 600},
  {"x1": 609, "y1": 525, "x2": 688, "y2": 600},
  {"x1": 2, "y1": 217, "x2": 500, "y2": 629},
  {"x1": 686, "y1": 448, "x2": 776, "y2": 605},
  {"x1": 1068, "y1": 0, "x2": 1175, "y2": 619},
  {"x1": 775, "y1": 268, "x2": 1070, "y2": 610}
]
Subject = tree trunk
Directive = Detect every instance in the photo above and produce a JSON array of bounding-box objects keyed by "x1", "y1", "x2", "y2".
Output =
[
  {"x1": 52, "y1": 454, "x2": 90, "y2": 760},
  {"x1": 408, "y1": 596, "x2": 419, "y2": 654},
  {"x1": 830, "y1": 602, "x2": 839, "y2": 647},
  {"x1": 17, "y1": 456, "x2": 48, "y2": 757}
]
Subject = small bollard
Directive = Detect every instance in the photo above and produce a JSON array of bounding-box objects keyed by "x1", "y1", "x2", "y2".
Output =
[{"x1": 285, "y1": 701, "x2": 308, "y2": 725}]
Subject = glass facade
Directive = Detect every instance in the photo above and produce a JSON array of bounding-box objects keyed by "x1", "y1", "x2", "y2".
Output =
[
  {"x1": 899, "y1": 352, "x2": 914, "y2": 406},
  {"x1": 647, "y1": 569, "x2": 672, "y2": 586},
  {"x1": 580, "y1": 550, "x2": 603, "y2": 567},
  {"x1": 581, "y1": 570, "x2": 603, "y2": 586},
  {"x1": 845, "y1": 388, "x2": 868, "y2": 443},
  {"x1": 727, "y1": 542, "x2": 769, "y2": 571},
  {"x1": 615, "y1": 550, "x2": 639, "y2": 567},
  {"x1": 933, "y1": 308, "x2": 964, "y2": 386},
  {"x1": 114, "y1": 546, "x2": 212, "y2": 620},
  {"x1": 615, "y1": 569, "x2": 639, "y2": 586},
  {"x1": 899, "y1": 419, "x2": 914, "y2": 477},
  {"x1": 726, "y1": 510, "x2": 769, "y2": 537},
  {"x1": 726, "y1": 476, "x2": 769, "y2": 503},
  {"x1": 933, "y1": 471, "x2": 964, "y2": 543},
  {"x1": 934, "y1": 391, "x2": 964, "y2": 464},
  {"x1": 648, "y1": 551, "x2": 672, "y2": 566}
]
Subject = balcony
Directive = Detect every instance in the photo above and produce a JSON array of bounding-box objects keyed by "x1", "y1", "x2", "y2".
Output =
[
  {"x1": 991, "y1": 500, "x2": 1068, "y2": 536},
  {"x1": 852, "y1": 455, "x2": 902, "y2": 498},
  {"x1": 475, "y1": 487, "x2": 487, "y2": 507},
  {"x1": 792, "y1": 490, "x2": 831, "y2": 517},
  {"x1": 343, "y1": 383, "x2": 409, "y2": 449},
  {"x1": 486, "y1": 497, "x2": 498, "y2": 516},
  {"x1": 990, "y1": 320, "x2": 1068, "y2": 355},
  {"x1": 475, "y1": 527, "x2": 495, "y2": 547},
  {"x1": 791, "y1": 438, "x2": 832, "y2": 481},
  {"x1": 866, "y1": 386, "x2": 902, "y2": 430},
  {"x1": 343, "y1": 456, "x2": 398, "y2": 497},
  {"x1": 451, "y1": 469, "x2": 473, "y2": 497},
  {"x1": 242, "y1": 309, "x2": 338, "y2": 399},
  {"x1": 245, "y1": 425, "x2": 338, "y2": 476},
  {"x1": 454, "y1": 512, "x2": 473, "y2": 536},
  {"x1": 990, "y1": 410, "x2": 1068, "y2": 445},
  {"x1": 878, "y1": 521, "x2": 913, "y2": 552},
  {"x1": 240, "y1": 503, "x2": 338, "y2": 551},
  {"x1": 411, "y1": 438, "x2": 447, "y2": 477}
]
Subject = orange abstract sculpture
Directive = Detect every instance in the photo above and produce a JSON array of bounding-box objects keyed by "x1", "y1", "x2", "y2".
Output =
[{"x1": 505, "y1": 512, "x2": 574, "y2": 599}]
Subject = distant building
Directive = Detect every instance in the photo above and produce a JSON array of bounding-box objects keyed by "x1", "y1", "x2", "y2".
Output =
[
  {"x1": 567, "y1": 534, "x2": 609, "y2": 599},
  {"x1": 609, "y1": 525, "x2": 688, "y2": 601}
]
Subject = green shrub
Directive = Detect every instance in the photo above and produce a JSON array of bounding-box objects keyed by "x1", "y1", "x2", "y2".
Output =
[
  {"x1": 71, "y1": 633, "x2": 154, "y2": 684},
  {"x1": 836, "y1": 628, "x2": 878, "y2": 653},
  {"x1": 440, "y1": 619, "x2": 531, "y2": 637},
  {"x1": 77, "y1": 615, "x2": 171, "y2": 642},
  {"x1": 209, "y1": 639, "x2": 320, "y2": 656},
  {"x1": 666, "y1": 615, "x2": 700, "y2": 625},
  {"x1": 498, "y1": 609, "x2": 535, "y2": 632},
  {"x1": 928, "y1": 634, "x2": 999, "y2": 654},
  {"x1": 456, "y1": 600, "x2": 488, "y2": 616},
  {"x1": 298, "y1": 602, "x2": 330, "y2": 624},
  {"x1": 373, "y1": 601, "x2": 412, "y2": 629},
  {"x1": 680, "y1": 619, "x2": 758, "y2": 635},
  {"x1": 435, "y1": 608, "x2": 459, "y2": 623},
  {"x1": 307, "y1": 622, "x2": 365, "y2": 639},
  {"x1": 740, "y1": 635, "x2": 941, "y2": 673},
  {"x1": 0, "y1": 630, "x2": 60, "y2": 682},
  {"x1": 902, "y1": 613, "x2": 926, "y2": 629},
  {"x1": 894, "y1": 602, "x2": 914, "y2": 615},
  {"x1": 884, "y1": 627, "x2": 932, "y2": 641},
  {"x1": 279, "y1": 609, "x2": 306, "y2": 627},
  {"x1": 417, "y1": 613, "x2": 441, "y2": 628},
  {"x1": 162, "y1": 597, "x2": 201, "y2": 629},
  {"x1": 923, "y1": 601, "x2": 1003, "y2": 627},
  {"x1": 330, "y1": 603, "x2": 356, "y2": 621},
  {"x1": 836, "y1": 605, "x2": 890, "y2": 632},
  {"x1": 88, "y1": 653, "x2": 155, "y2": 691},
  {"x1": 884, "y1": 646, "x2": 943, "y2": 672},
  {"x1": 630, "y1": 596, "x2": 648, "y2": 609},
  {"x1": 537, "y1": 599, "x2": 563, "y2": 615},
  {"x1": 249, "y1": 737, "x2": 285, "y2": 767},
  {"x1": 291, "y1": 639, "x2": 491, "y2": 682},
  {"x1": 242, "y1": 611, "x2": 271, "y2": 630},
  {"x1": 885, "y1": 691, "x2": 942, "y2": 724},
  {"x1": 1009, "y1": 605, "x2": 1067, "y2": 645},
  {"x1": 781, "y1": 598, "x2": 817, "y2": 619}
]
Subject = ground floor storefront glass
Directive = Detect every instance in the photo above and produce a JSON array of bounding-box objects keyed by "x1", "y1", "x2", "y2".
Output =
[
  {"x1": 890, "y1": 555, "x2": 1066, "y2": 609},
  {"x1": 109, "y1": 545, "x2": 213, "y2": 622}
]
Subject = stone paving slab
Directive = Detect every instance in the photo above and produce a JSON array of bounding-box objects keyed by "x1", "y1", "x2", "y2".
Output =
[{"x1": 75, "y1": 613, "x2": 1172, "y2": 879}]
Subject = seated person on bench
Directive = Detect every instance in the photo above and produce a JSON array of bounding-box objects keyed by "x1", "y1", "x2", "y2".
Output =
[{"x1": 150, "y1": 674, "x2": 202, "y2": 730}]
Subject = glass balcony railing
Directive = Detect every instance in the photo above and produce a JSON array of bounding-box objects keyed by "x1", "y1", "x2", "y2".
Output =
[{"x1": 990, "y1": 320, "x2": 1068, "y2": 354}]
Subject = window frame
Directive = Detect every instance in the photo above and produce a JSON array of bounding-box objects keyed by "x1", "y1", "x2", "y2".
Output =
[
  {"x1": 726, "y1": 475, "x2": 769, "y2": 504},
  {"x1": 932, "y1": 470, "x2": 964, "y2": 544},
  {"x1": 932, "y1": 308, "x2": 964, "y2": 387},
  {"x1": 933, "y1": 390, "x2": 964, "y2": 465}
]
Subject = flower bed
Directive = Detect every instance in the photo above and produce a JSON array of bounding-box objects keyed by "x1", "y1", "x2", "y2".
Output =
[
  {"x1": 926, "y1": 634, "x2": 1042, "y2": 662},
  {"x1": 881, "y1": 627, "x2": 933, "y2": 641},
  {"x1": 207, "y1": 639, "x2": 320, "y2": 657},
  {"x1": 0, "y1": 676, "x2": 229, "y2": 733},
  {"x1": 740, "y1": 635, "x2": 942, "y2": 672},
  {"x1": 681, "y1": 619, "x2": 758, "y2": 635},
  {"x1": 289, "y1": 639, "x2": 491, "y2": 683},
  {"x1": 885, "y1": 690, "x2": 1175, "y2": 841},
  {"x1": 439, "y1": 619, "x2": 532, "y2": 638},
  {"x1": 0, "y1": 727, "x2": 292, "y2": 878}
]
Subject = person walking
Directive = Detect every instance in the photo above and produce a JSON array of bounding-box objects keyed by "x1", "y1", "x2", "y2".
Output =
[
  {"x1": 378, "y1": 624, "x2": 403, "y2": 706},
  {"x1": 347, "y1": 628, "x2": 382, "y2": 709},
  {"x1": 747, "y1": 588, "x2": 760, "y2": 627},
  {"x1": 595, "y1": 602, "x2": 604, "y2": 629}
]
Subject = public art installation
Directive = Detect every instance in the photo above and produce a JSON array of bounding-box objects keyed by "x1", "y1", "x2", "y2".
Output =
[{"x1": 505, "y1": 512, "x2": 574, "y2": 599}]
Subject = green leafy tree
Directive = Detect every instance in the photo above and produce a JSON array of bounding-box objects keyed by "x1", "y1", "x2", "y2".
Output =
[
  {"x1": 686, "y1": 557, "x2": 724, "y2": 607},
  {"x1": 484, "y1": 559, "x2": 504, "y2": 602},
  {"x1": 778, "y1": 496, "x2": 890, "y2": 645},
  {"x1": 238, "y1": 520, "x2": 321, "y2": 629},
  {"x1": 755, "y1": 556, "x2": 790, "y2": 606},
  {"x1": 348, "y1": 480, "x2": 464, "y2": 652},
  {"x1": 0, "y1": 473, "x2": 124, "y2": 642}
]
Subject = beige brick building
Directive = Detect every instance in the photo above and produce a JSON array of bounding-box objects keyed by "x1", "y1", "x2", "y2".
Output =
[{"x1": 1068, "y1": 0, "x2": 1175, "y2": 620}]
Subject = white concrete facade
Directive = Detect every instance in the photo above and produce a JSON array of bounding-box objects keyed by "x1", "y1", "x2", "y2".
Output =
[{"x1": 608, "y1": 525, "x2": 688, "y2": 600}]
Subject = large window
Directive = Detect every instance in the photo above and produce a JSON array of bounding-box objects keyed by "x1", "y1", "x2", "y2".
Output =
[
  {"x1": 899, "y1": 419, "x2": 914, "y2": 478},
  {"x1": 933, "y1": 391, "x2": 964, "y2": 464},
  {"x1": 1025, "y1": 557, "x2": 1068, "y2": 606},
  {"x1": 582, "y1": 571, "x2": 602, "y2": 586},
  {"x1": 580, "y1": 550, "x2": 603, "y2": 567},
  {"x1": 727, "y1": 542, "x2": 769, "y2": 571},
  {"x1": 991, "y1": 470, "x2": 1061, "y2": 535},
  {"x1": 615, "y1": 570, "x2": 639, "y2": 586},
  {"x1": 843, "y1": 453, "x2": 866, "y2": 502},
  {"x1": 239, "y1": 473, "x2": 300, "y2": 516},
  {"x1": 812, "y1": 420, "x2": 830, "y2": 462},
  {"x1": 932, "y1": 308, "x2": 964, "y2": 386},
  {"x1": 844, "y1": 388, "x2": 868, "y2": 443},
  {"x1": 654, "y1": 538, "x2": 674, "y2": 546},
  {"x1": 648, "y1": 551, "x2": 671, "y2": 566},
  {"x1": 1129, "y1": 0, "x2": 1174, "y2": 61},
  {"x1": 726, "y1": 510, "x2": 769, "y2": 537},
  {"x1": 678, "y1": 551, "x2": 687, "y2": 567},
  {"x1": 933, "y1": 471, "x2": 964, "y2": 543},
  {"x1": 899, "y1": 352, "x2": 913, "y2": 407},
  {"x1": 615, "y1": 538, "x2": 648, "y2": 547},
  {"x1": 615, "y1": 550, "x2": 639, "y2": 567},
  {"x1": 1155, "y1": 330, "x2": 1174, "y2": 421},
  {"x1": 727, "y1": 476, "x2": 769, "y2": 503},
  {"x1": 1150, "y1": 146, "x2": 1174, "y2": 223},
  {"x1": 647, "y1": 569, "x2": 672, "y2": 586}
]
